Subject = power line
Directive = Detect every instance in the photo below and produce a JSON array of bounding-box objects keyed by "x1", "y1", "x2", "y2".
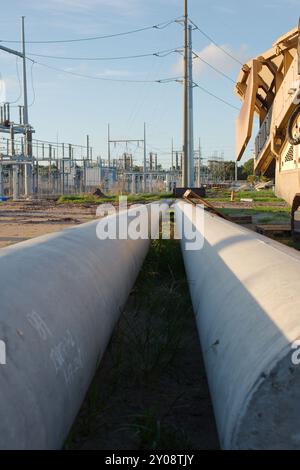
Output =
[
  {"x1": 12, "y1": 57, "x2": 22, "y2": 103},
  {"x1": 190, "y1": 19, "x2": 244, "y2": 66},
  {"x1": 32, "y1": 138, "x2": 89, "y2": 148},
  {"x1": 26, "y1": 47, "x2": 180, "y2": 61},
  {"x1": 193, "y1": 81, "x2": 240, "y2": 110},
  {"x1": 174, "y1": 47, "x2": 235, "y2": 83},
  {"x1": 192, "y1": 51, "x2": 235, "y2": 83},
  {"x1": 0, "y1": 18, "x2": 179, "y2": 44},
  {"x1": 28, "y1": 60, "x2": 36, "y2": 107},
  {"x1": 33, "y1": 60, "x2": 182, "y2": 84}
]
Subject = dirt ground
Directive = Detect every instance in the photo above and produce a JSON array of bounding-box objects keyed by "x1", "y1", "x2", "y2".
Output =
[
  {"x1": 0, "y1": 199, "x2": 97, "y2": 249},
  {"x1": 0, "y1": 194, "x2": 290, "y2": 250}
]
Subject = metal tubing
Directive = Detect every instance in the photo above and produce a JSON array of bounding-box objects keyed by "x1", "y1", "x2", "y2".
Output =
[
  {"x1": 0, "y1": 166, "x2": 3, "y2": 195},
  {"x1": 107, "y1": 124, "x2": 111, "y2": 168},
  {"x1": 24, "y1": 129, "x2": 32, "y2": 196},
  {"x1": 143, "y1": 122, "x2": 147, "y2": 192},
  {"x1": 6, "y1": 103, "x2": 10, "y2": 123},
  {"x1": 12, "y1": 164, "x2": 19, "y2": 199},
  {"x1": 10, "y1": 125, "x2": 15, "y2": 156}
]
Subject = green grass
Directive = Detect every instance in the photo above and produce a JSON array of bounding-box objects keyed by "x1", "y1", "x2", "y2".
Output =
[
  {"x1": 258, "y1": 217, "x2": 276, "y2": 224},
  {"x1": 128, "y1": 409, "x2": 193, "y2": 450},
  {"x1": 230, "y1": 206, "x2": 289, "y2": 214},
  {"x1": 219, "y1": 206, "x2": 290, "y2": 224},
  {"x1": 109, "y1": 236, "x2": 190, "y2": 386},
  {"x1": 220, "y1": 207, "x2": 290, "y2": 216},
  {"x1": 57, "y1": 194, "x2": 109, "y2": 204},
  {"x1": 206, "y1": 189, "x2": 283, "y2": 204},
  {"x1": 57, "y1": 192, "x2": 173, "y2": 204},
  {"x1": 65, "y1": 225, "x2": 197, "y2": 450}
]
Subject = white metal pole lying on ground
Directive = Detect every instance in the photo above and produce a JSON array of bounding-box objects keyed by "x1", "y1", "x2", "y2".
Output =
[
  {"x1": 175, "y1": 200, "x2": 300, "y2": 449},
  {"x1": 0, "y1": 202, "x2": 168, "y2": 449}
]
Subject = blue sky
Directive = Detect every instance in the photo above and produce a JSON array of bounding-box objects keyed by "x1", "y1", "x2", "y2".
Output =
[{"x1": 0, "y1": 0, "x2": 298, "y2": 167}]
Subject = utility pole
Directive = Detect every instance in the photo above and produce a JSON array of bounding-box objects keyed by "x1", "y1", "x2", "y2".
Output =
[
  {"x1": 149, "y1": 151, "x2": 153, "y2": 193},
  {"x1": 22, "y1": 16, "x2": 32, "y2": 196},
  {"x1": 182, "y1": 0, "x2": 194, "y2": 187},
  {"x1": 171, "y1": 138, "x2": 174, "y2": 172},
  {"x1": 22, "y1": 17, "x2": 28, "y2": 126},
  {"x1": 188, "y1": 24, "x2": 194, "y2": 186},
  {"x1": 0, "y1": 17, "x2": 32, "y2": 196},
  {"x1": 107, "y1": 124, "x2": 111, "y2": 167},
  {"x1": 198, "y1": 138, "x2": 201, "y2": 187},
  {"x1": 10, "y1": 124, "x2": 19, "y2": 200},
  {"x1": 108, "y1": 126, "x2": 146, "y2": 193},
  {"x1": 143, "y1": 122, "x2": 147, "y2": 193},
  {"x1": 62, "y1": 143, "x2": 65, "y2": 194},
  {"x1": 86, "y1": 134, "x2": 90, "y2": 161},
  {"x1": 182, "y1": 0, "x2": 189, "y2": 187}
]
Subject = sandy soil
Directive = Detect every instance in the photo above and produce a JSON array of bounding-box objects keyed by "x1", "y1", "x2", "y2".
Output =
[
  {"x1": 0, "y1": 196, "x2": 289, "y2": 250},
  {"x1": 0, "y1": 200, "x2": 98, "y2": 249}
]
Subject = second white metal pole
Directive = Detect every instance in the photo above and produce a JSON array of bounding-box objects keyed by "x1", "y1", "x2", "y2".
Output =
[
  {"x1": 143, "y1": 122, "x2": 147, "y2": 193},
  {"x1": 22, "y1": 17, "x2": 32, "y2": 196}
]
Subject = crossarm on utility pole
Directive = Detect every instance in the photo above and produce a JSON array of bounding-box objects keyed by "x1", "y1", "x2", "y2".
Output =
[{"x1": 0, "y1": 44, "x2": 23, "y2": 58}]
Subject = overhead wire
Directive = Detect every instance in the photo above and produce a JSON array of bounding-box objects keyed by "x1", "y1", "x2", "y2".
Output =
[
  {"x1": 126, "y1": 55, "x2": 162, "y2": 133},
  {"x1": 28, "y1": 60, "x2": 36, "y2": 107},
  {"x1": 32, "y1": 59, "x2": 182, "y2": 84},
  {"x1": 189, "y1": 18, "x2": 244, "y2": 66},
  {"x1": 0, "y1": 18, "x2": 180, "y2": 44},
  {"x1": 192, "y1": 51, "x2": 236, "y2": 83},
  {"x1": 193, "y1": 81, "x2": 240, "y2": 110},
  {"x1": 12, "y1": 56, "x2": 22, "y2": 103},
  {"x1": 0, "y1": 12, "x2": 241, "y2": 144},
  {"x1": 26, "y1": 47, "x2": 180, "y2": 61}
]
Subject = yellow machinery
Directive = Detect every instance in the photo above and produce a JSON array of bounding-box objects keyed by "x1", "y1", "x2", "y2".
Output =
[{"x1": 235, "y1": 20, "x2": 300, "y2": 231}]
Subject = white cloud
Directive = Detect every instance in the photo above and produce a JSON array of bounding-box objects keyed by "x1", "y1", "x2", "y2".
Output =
[
  {"x1": 0, "y1": 79, "x2": 6, "y2": 102},
  {"x1": 0, "y1": 76, "x2": 20, "y2": 103},
  {"x1": 49, "y1": 62, "x2": 130, "y2": 78},
  {"x1": 262, "y1": 0, "x2": 299, "y2": 8},
  {"x1": 212, "y1": 5, "x2": 236, "y2": 15},
  {"x1": 96, "y1": 69, "x2": 130, "y2": 77},
  {"x1": 172, "y1": 43, "x2": 249, "y2": 78}
]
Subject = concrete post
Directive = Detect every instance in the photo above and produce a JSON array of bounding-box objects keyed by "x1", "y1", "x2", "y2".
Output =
[{"x1": 176, "y1": 201, "x2": 300, "y2": 449}]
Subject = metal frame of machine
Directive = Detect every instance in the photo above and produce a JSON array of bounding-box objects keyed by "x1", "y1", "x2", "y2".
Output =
[{"x1": 235, "y1": 21, "x2": 300, "y2": 230}]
